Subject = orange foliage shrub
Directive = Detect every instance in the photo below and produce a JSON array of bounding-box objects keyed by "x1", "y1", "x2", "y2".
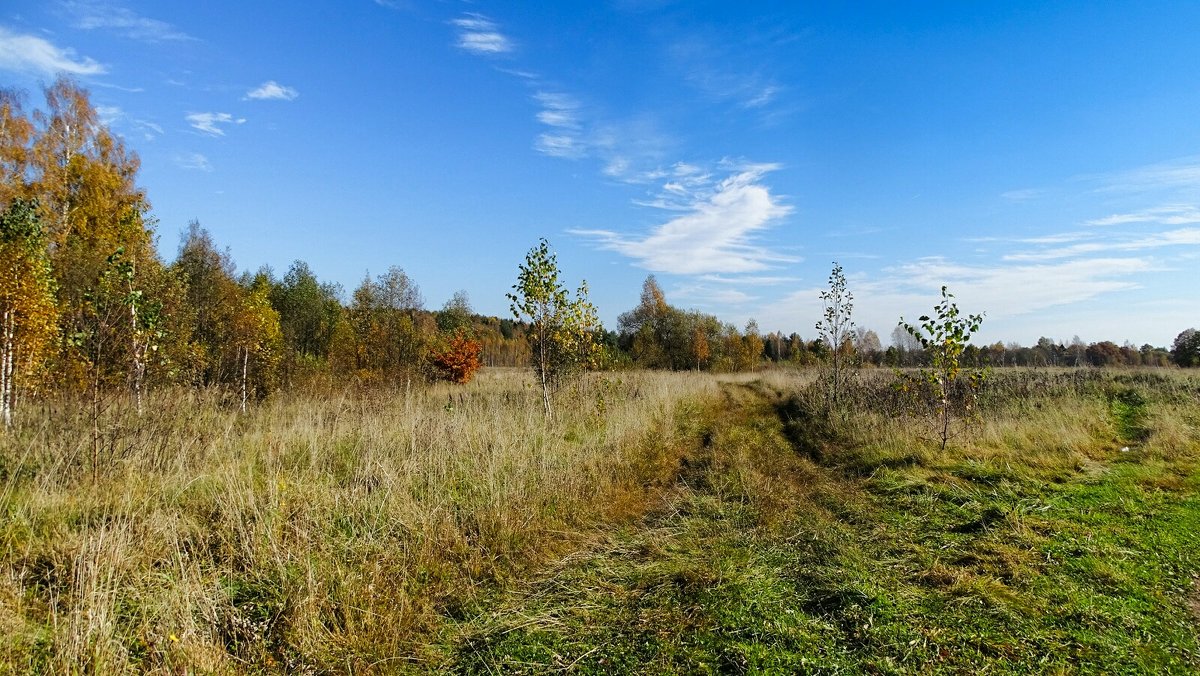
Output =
[{"x1": 430, "y1": 333, "x2": 483, "y2": 384}]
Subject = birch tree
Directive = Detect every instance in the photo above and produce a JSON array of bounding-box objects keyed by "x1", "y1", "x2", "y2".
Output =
[
  {"x1": 0, "y1": 199, "x2": 57, "y2": 429},
  {"x1": 508, "y1": 239, "x2": 602, "y2": 418},
  {"x1": 815, "y1": 262, "x2": 855, "y2": 409}
]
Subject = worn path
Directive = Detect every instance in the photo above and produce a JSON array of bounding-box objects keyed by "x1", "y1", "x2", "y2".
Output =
[{"x1": 436, "y1": 380, "x2": 1200, "y2": 674}]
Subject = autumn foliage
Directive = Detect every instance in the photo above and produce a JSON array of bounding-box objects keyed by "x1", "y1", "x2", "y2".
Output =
[{"x1": 430, "y1": 332, "x2": 483, "y2": 384}]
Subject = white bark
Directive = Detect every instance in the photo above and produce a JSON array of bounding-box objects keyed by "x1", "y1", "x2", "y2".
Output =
[
  {"x1": 241, "y1": 346, "x2": 248, "y2": 414},
  {"x1": 1, "y1": 309, "x2": 12, "y2": 430}
]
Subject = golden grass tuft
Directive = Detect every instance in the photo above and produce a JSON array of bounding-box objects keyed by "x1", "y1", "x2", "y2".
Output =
[{"x1": 0, "y1": 369, "x2": 716, "y2": 671}]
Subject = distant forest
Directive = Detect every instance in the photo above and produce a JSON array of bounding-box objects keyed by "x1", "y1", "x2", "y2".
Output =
[{"x1": 2, "y1": 78, "x2": 1198, "y2": 423}]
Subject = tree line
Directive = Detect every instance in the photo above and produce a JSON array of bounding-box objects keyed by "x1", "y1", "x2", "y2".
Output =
[{"x1": 0, "y1": 78, "x2": 1196, "y2": 428}]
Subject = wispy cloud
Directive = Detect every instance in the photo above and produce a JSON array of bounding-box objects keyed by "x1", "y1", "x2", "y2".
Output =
[
  {"x1": 1004, "y1": 228, "x2": 1200, "y2": 262},
  {"x1": 96, "y1": 105, "x2": 122, "y2": 125},
  {"x1": 872, "y1": 257, "x2": 1151, "y2": 319},
  {"x1": 135, "y1": 119, "x2": 163, "y2": 140},
  {"x1": 743, "y1": 85, "x2": 780, "y2": 109},
  {"x1": 67, "y1": 1, "x2": 194, "y2": 42},
  {"x1": 526, "y1": 89, "x2": 673, "y2": 171},
  {"x1": 245, "y1": 81, "x2": 299, "y2": 101},
  {"x1": 1092, "y1": 156, "x2": 1200, "y2": 194},
  {"x1": 672, "y1": 283, "x2": 759, "y2": 307},
  {"x1": 759, "y1": 255, "x2": 1154, "y2": 343},
  {"x1": 175, "y1": 152, "x2": 212, "y2": 171},
  {"x1": 451, "y1": 13, "x2": 513, "y2": 55},
  {"x1": 668, "y1": 35, "x2": 784, "y2": 112},
  {"x1": 533, "y1": 92, "x2": 580, "y2": 129},
  {"x1": 532, "y1": 91, "x2": 586, "y2": 158},
  {"x1": 1084, "y1": 204, "x2": 1200, "y2": 227},
  {"x1": 700, "y1": 274, "x2": 800, "y2": 286},
  {"x1": 573, "y1": 163, "x2": 794, "y2": 274},
  {"x1": 0, "y1": 27, "x2": 106, "y2": 76},
  {"x1": 1001, "y1": 188, "x2": 1043, "y2": 201},
  {"x1": 186, "y1": 112, "x2": 245, "y2": 136},
  {"x1": 92, "y1": 105, "x2": 163, "y2": 140}
]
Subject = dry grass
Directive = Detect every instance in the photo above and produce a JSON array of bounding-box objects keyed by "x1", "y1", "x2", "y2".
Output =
[
  {"x1": 2, "y1": 366, "x2": 1197, "y2": 672},
  {"x1": 0, "y1": 369, "x2": 717, "y2": 672}
]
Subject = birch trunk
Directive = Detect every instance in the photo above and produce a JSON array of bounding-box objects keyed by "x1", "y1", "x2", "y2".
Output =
[
  {"x1": 241, "y1": 346, "x2": 249, "y2": 414},
  {"x1": 1, "y1": 309, "x2": 12, "y2": 430}
]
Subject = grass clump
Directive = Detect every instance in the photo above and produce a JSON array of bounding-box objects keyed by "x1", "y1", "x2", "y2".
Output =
[{"x1": 0, "y1": 370, "x2": 714, "y2": 671}]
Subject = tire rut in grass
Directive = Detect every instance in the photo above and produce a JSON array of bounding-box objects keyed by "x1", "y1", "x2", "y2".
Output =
[{"x1": 440, "y1": 380, "x2": 858, "y2": 673}]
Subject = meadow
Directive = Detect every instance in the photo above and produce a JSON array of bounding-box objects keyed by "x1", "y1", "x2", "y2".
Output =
[{"x1": 1, "y1": 367, "x2": 1198, "y2": 673}]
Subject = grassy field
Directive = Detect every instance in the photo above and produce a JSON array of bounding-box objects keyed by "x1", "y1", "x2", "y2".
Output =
[{"x1": 1, "y1": 367, "x2": 1198, "y2": 672}]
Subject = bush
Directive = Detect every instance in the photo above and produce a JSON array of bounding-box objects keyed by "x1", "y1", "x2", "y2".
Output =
[{"x1": 429, "y1": 333, "x2": 483, "y2": 384}]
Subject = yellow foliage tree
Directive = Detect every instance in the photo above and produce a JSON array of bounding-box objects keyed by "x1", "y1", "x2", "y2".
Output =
[
  {"x1": 508, "y1": 239, "x2": 602, "y2": 418},
  {"x1": 0, "y1": 200, "x2": 58, "y2": 429},
  {"x1": 229, "y1": 283, "x2": 283, "y2": 412},
  {"x1": 0, "y1": 90, "x2": 34, "y2": 208},
  {"x1": 30, "y1": 77, "x2": 155, "y2": 392}
]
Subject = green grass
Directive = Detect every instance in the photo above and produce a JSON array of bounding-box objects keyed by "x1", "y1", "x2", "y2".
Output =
[
  {"x1": 1, "y1": 368, "x2": 1198, "y2": 672},
  {"x1": 439, "y1": 373, "x2": 1200, "y2": 674}
]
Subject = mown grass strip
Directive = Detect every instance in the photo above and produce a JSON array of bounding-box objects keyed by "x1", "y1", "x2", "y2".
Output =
[{"x1": 442, "y1": 377, "x2": 1200, "y2": 674}]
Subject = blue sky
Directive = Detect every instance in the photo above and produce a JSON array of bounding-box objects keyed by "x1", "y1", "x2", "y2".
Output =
[{"x1": 2, "y1": 1, "x2": 1199, "y2": 347}]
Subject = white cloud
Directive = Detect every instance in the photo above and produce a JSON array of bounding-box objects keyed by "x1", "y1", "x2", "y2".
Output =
[
  {"x1": 92, "y1": 105, "x2": 163, "y2": 140},
  {"x1": 532, "y1": 92, "x2": 584, "y2": 157},
  {"x1": 186, "y1": 112, "x2": 245, "y2": 136},
  {"x1": 175, "y1": 152, "x2": 211, "y2": 171},
  {"x1": 96, "y1": 105, "x2": 122, "y2": 125},
  {"x1": 533, "y1": 92, "x2": 580, "y2": 128},
  {"x1": 743, "y1": 85, "x2": 780, "y2": 109},
  {"x1": 1093, "y1": 157, "x2": 1200, "y2": 194},
  {"x1": 756, "y1": 256, "x2": 1155, "y2": 344},
  {"x1": 700, "y1": 274, "x2": 800, "y2": 286},
  {"x1": 1001, "y1": 188, "x2": 1043, "y2": 201},
  {"x1": 0, "y1": 27, "x2": 106, "y2": 76},
  {"x1": 573, "y1": 164, "x2": 794, "y2": 274},
  {"x1": 1004, "y1": 228, "x2": 1200, "y2": 262},
  {"x1": 1085, "y1": 204, "x2": 1200, "y2": 227},
  {"x1": 668, "y1": 36, "x2": 784, "y2": 112},
  {"x1": 68, "y1": 1, "x2": 193, "y2": 42},
  {"x1": 245, "y1": 81, "x2": 299, "y2": 101},
  {"x1": 535, "y1": 133, "x2": 587, "y2": 159},
  {"x1": 136, "y1": 120, "x2": 163, "y2": 139},
  {"x1": 672, "y1": 284, "x2": 758, "y2": 306},
  {"x1": 451, "y1": 14, "x2": 513, "y2": 55}
]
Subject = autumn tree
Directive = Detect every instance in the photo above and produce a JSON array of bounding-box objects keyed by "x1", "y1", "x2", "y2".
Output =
[
  {"x1": 0, "y1": 89, "x2": 34, "y2": 207},
  {"x1": 0, "y1": 199, "x2": 57, "y2": 429},
  {"x1": 619, "y1": 276, "x2": 673, "y2": 368},
  {"x1": 508, "y1": 239, "x2": 601, "y2": 417},
  {"x1": 31, "y1": 77, "x2": 154, "y2": 315},
  {"x1": 437, "y1": 290, "x2": 473, "y2": 335},
  {"x1": 170, "y1": 221, "x2": 239, "y2": 385},
  {"x1": 345, "y1": 266, "x2": 424, "y2": 382},
  {"x1": 1171, "y1": 328, "x2": 1199, "y2": 367},
  {"x1": 430, "y1": 333, "x2": 483, "y2": 384},
  {"x1": 854, "y1": 328, "x2": 882, "y2": 365},
  {"x1": 691, "y1": 324, "x2": 710, "y2": 371},
  {"x1": 740, "y1": 319, "x2": 765, "y2": 371},
  {"x1": 270, "y1": 261, "x2": 343, "y2": 383},
  {"x1": 24, "y1": 77, "x2": 159, "y2": 399},
  {"x1": 1085, "y1": 341, "x2": 1124, "y2": 367},
  {"x1": 227, "y1": 281, "x2": 282, "y2": 411},
  {"x1": 71, "y1": 248, "x2": 158, "y2": 468}
]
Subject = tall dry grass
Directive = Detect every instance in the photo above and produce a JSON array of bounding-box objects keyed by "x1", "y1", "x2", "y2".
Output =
[
  {"x1": 0, "y1": 369, "x2": 719, "y2": 672},
  {"x1": 783, "y1": 367, "x2": 1200, "y2": 483}
]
